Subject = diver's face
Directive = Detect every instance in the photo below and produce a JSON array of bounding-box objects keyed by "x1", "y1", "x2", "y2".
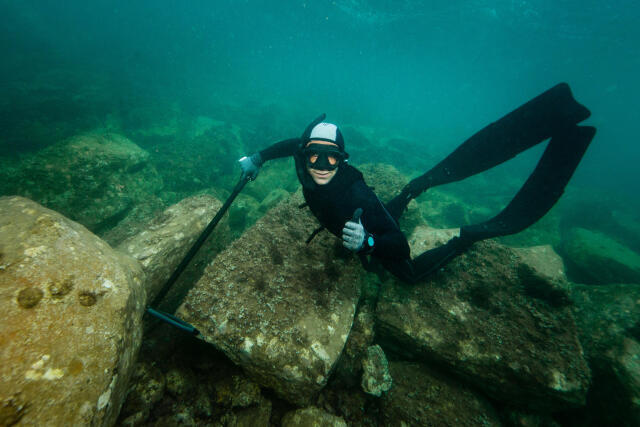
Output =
[
  {"x1": 305, "y1": 140, "x2": 339, "y2": 185},
  {"x1": 307, "y1": 164, "x2": 338, "y2": 185}
]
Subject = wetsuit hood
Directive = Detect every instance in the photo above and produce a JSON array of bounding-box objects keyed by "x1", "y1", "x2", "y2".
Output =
[{"x1": 296, "y1": 121, "x2": 349, "y2": 190}]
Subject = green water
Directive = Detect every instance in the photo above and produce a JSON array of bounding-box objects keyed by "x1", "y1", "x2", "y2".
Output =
[{"x1": 1, "y1": 1, "x2": 639, "y2": 425}]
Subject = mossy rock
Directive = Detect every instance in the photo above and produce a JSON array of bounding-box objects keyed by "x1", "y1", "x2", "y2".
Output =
[
  {"x1": 15, "y1": 132, "x2": 162, "y2": 232},
  {"x1": 561, "y1": 227, "x2": 640, "y2": 285}
]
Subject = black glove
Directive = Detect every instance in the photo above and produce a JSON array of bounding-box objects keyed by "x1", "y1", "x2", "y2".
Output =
[{"x1": 238, "y1": 153, "x2": 263, "y2": 181}]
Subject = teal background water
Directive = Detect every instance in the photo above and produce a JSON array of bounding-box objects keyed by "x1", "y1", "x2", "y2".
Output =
[
  {"x1": 2, "y1": 2, "x2": 640, "y2": 425},
  {"x1": 1, "y1": 0, "x2": 638, "y2": 199}
]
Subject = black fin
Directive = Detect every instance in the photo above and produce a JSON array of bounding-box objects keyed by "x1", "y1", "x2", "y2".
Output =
[
  {"x1": 409, "y1": 83, "x2": 591, "y2": 194},
  {"x1": 461, "y1": 125, "x2": 596, "y2": 241}
]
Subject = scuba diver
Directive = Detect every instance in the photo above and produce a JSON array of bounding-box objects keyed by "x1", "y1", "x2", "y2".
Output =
[{"x1": 238, "y1": 83, "x2": 595, "y2": 284}]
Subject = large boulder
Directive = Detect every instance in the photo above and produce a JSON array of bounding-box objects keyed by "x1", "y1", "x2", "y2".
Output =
[
  {"x1": 381, "y1": 361, "x2": 501, "y2": 426},
  {"x1": 560, "y1": 227, "x2": 640, "y2": 285},
  {"x1": 15, "y1": 132, "x2": 162, "y2": 233},
  {"x1": 117, "y1": 194, "x2": 229, "y2": 309},
  {"x1": 570, "y1": 283, "x2": 640, "y2": 425},
  {"x1": 375, "y1": 226, "x2": 590, "y2": 411},
  {"x1": 0, "y1": 196, "x2": 145, "y2": 426},
  {"x1": 176, "y1": 192, "x2": 365, "y2": 405}
]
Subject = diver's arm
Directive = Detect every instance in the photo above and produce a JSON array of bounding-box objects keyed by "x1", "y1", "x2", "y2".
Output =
[
  {"x1": 258, "y1": 138, "x2": 300, "y2": 162},
  {"x1": 239, "y1": 138, "x2": 300, "y2": 180}
]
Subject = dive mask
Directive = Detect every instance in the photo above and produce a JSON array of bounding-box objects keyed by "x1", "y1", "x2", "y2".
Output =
[{"x1": 302, "y1": 144, "x2": 346, "y2": 171}]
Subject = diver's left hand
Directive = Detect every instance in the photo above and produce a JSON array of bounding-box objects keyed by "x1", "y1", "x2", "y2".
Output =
[{"x1": 342, "y1": 218, "x2": 366, "y2": 252}]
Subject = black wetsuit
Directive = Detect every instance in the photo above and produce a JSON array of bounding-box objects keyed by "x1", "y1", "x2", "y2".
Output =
[
  {"x1": 259, "y1": 83, "x2": 596, "y2": 283},
  {"x1": 260, "y1": 138, "x2": 410, "y2": 259}
]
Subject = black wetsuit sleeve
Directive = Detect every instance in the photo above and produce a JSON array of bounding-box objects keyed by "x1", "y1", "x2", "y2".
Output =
[
  {"x1": 353, "y1": 182, "x2": 411, "y2": 260},
  {"x1": 259, "y1": 138, "x2": 300, "y2": 162}
]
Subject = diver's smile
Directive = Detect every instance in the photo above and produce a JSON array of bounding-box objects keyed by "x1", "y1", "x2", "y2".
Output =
[{"x1": 306, "y1": 165, "x2": 338, "y2": 185}]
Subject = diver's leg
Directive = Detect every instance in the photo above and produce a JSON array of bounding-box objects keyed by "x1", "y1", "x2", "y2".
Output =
[
  {"x1": 404, "y1": 125, "x2": 596, "y2": 283},
  {"x1": 460, "y1": 125, "x2": 595, "y2": 241},
  {"x1": 379, "y1": 257, "x2": 421, "y2": 284},
  {"x1": 403, "y1": 236, "x2": 473, "y2": 282},
  {"x1": 379, "y1": 240, "x2": 473, "y2": 284},
  {"x1": 386, "y1": 83, "x2": 591, "y2": 221}
]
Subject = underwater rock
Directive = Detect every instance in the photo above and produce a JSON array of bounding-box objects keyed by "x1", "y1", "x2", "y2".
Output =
[
  {"x1": 165, "y1": 367, "x2": 196, "y2": 398},
  {"x1": 218, "y1": 397, "x2": 272, "y2": 427},
  {"x1": 99, "y1": 194, "x2": 166, "y2": 247},
  {"x1": 214, "y1": 375, "x2": 262, "y2": 409},
  {"x1": 571, "y1": 283, "x2": 640, "y2": 425},
  {"x1": 571, "y1": 283, "x2": 640, "y2": 357},
  {"x1": 407, "y1": 225, "x2": 458, "y2": 251},
  {"x1": 15, "y1": 132, "x2": 163, "y2": 233},
  {"x1": 514, "y1": 244, "x2": 567, "y2": 282},
  {"x1": 118, "y1": 362, "x2": 165, "y2": 425},
  {"x1": 177, "y1": 192, "x2": 364, "y2": 406},
  {"x1": 0, "y1": 196, "x2": 146, "y2": 426},
  {"x1": 418, "y1": 188, "x2": 485, "y2": 229},
  {"x1": 228, "y1": 193, "x2": 261, "y2": 235},
  {"x1": 258, "y1": 188, "x2": 291, "y2": 214},
  {"x1": 561, "y1": 227, "x2": 640, "y2": 285},
  {"x1": 281, "y1": 406, "x2": 347, "y2": 427},
  {"x1": 381, "y1": 361, "x2": 501, "y2": 426},
  {"x1": 360, "y1": 345, "x2": 392, "y2": 397},
  {"x1": 332, "y1": 304, "x2": 376, "y2": 387},
  {"x1": 500, "y1": 408, "x2": 562, "y2": 427},
  {"x1": 117, "y1": 194, "x2": 227, "y2": 306},
  {"x1": 376, "y1": 227, "x2": 590, "y2": 411}
]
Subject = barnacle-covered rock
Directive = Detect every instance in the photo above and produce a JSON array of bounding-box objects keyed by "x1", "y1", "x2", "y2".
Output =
[
  {"x1": 177, "y1": 192, "x2": 365, "y2": 405},
  {"x1": 0, "y1": 196, "x2": 145, "y2": 425},
  {"x1": 376, "y1": 226, "x2": 590, "y2": 411}
]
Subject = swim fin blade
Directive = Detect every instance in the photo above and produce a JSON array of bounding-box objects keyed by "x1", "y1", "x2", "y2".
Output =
[{"x1": 461, "y1": 125, "x2": 596, "y2": 241}]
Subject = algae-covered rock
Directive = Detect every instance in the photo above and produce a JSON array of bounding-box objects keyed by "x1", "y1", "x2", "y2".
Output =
[
  {"x1": 607, "y1": 338, "x2": 640, "y2": 424},
  {"x1": 0, "y1": 196, "x2": 145, "y2": 426},
  {"x1": 118, "y1": 362, "x2": 165, "y2": 425},
  {"x1": 501, "y1": 409, "x2": 562, "y2": 427},
  {"x1": 361, "y1": 345, "x2": 392, "y2": 397},
  {"x1": 218, "y1": 398, "x2": 272, "y2": 427},
  {"x1": 15, "y1": 132, "x2": 162, "y2": 232},
  {"x1": 376, "y1": 227, "x2": 590, "y2": 411},
  {"x1": 281, "y1": 406, "x2": 347, "y2": 427},
  {"x1": 332, "y1": 305, "x2": 376, "y2": 387},
  {"x1": 561, "y1": 227, "x2": 640, "y2": 285},
  {"x1": 571, "y1": 284, "x2": 640, "y2": 358},
  {"x1": 381, "y1": 361, "x2": 501, "y2": 426},
  {"x1": 117, "y1": 194, "x2": 228, "y2": 307},
  {"x1": 514, "y1": 244, "x2": 567, "y2": 282},
  {"x1": 228, "y1": 193, "x2": 261, "y2": 234},
  {"x1": 99, "y1": 195, "x2": 166, "y2": 247},
  {"x1": 214, "y1": 375, "x2": 262, "y2": 408},
  {"x1": 177, "y1": 192, "x2": 364, "y2": 405},
  {"x1": 571, "y1": 283, "x2": 640, "y2": 425}
]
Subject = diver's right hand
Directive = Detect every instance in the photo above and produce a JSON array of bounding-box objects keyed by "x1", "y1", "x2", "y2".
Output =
[{"x1": 238, "y1": 153, "x2": 263, "y2": 181}]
